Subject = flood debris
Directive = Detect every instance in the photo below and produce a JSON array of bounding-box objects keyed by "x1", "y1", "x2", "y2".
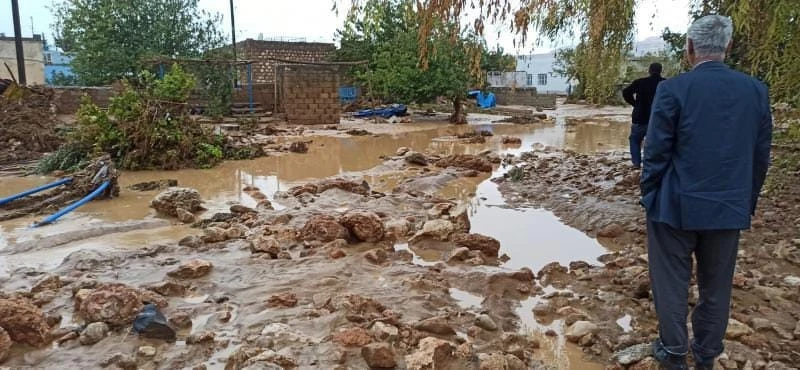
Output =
[
  {"x1": 0, "y1": 84, "x2": 62, "y2": 165},
  {"x1": 150, "y1": 187, "x2": 205, "y2": 219},
  {"x1": 132, "y1": 304, "x2": 176, "y2": 341},
  {"x1": 128, "y1": 179, "x2": 178, "y2": 191}
]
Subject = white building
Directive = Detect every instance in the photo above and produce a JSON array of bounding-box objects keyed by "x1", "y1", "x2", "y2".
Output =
[{"x1": 514, "y1": 52, "x2": 571, "y2": 94}]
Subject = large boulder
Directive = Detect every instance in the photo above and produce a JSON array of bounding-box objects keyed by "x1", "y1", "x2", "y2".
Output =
[
  {"x1": 0, "y1": 298, "x2": 51, "y2": 347},
  {"x1": 150, "y1": 187, "x2": 204, "y2": 218},
  {"x1": 298, "y1": 215, "x2": 350, "y2": 243},
  {"x1": 452, "y1": 233, "x2": 501, "y2": 257},
  {"x1": 405, "y1": 337, "x2": 460, "y2": 370},
  {"x1": 565, "y1": 321, "x2": 599, "y2": 343},
  {"x1": 361, "y1": 342, "x2": 397, "y2": 369},
  {"x1": 414, "y1": 219, "x2": 456, "y2": 241},
  {"x1": 339, "y1": 211, "x2": 385, "y2": 242},
  {"x1": 167, "y1": 259, "x2": 213, "y2": 279},
  {"x1": 78, "y1": 284, "x2": 164, "y2": 327},
  {"x1": 435, "y1": 154, "x2": 493, "y2": 172}
]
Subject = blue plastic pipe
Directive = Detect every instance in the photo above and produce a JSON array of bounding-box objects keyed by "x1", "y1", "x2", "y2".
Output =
[
  {"x1": 0, "y1": 177, "x2": 73, "y2": 206},
  {"x1": 33, "y1": 180, "x2": 110, "y2": 227}
]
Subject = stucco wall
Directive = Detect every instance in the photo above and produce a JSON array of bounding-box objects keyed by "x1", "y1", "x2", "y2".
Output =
[{"x1": 0, "y1": 39, "x2": 45, "y2": 85}]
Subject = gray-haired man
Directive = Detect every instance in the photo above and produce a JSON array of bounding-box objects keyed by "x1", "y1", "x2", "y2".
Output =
[{"x1": 640, "y1": 15, "x2": 772, "y2": 369}]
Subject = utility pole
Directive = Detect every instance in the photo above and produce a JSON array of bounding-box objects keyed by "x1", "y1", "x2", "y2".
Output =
[
  {"x1": 11, "y1": 0, "x2": 27, "y2": 85},
  {"x1": 229, "y1": 0, "x2": 237, "y2": 62}
]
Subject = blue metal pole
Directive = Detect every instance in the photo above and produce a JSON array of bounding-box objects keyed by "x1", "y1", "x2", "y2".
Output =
[
  {"x1": 0, "y1": 178, "x2": 73, "y2": 206},
  {"x1": 247, "y1": 63, "x2": 254, "y2": 113},
  {"x1": 32, "y1": 180, "x2": 111, "y2": 227},
  {"x1": 158, "y1": 63, "x2": 165, "y2": 79}
]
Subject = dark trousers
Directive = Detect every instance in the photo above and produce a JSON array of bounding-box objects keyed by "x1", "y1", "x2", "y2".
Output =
[
  {"x1": 647, "y1": 220, "x2": 740, "y2": 362},
  {"x1": 630, "y1": 123, "x2": 648, "y2": 167}
]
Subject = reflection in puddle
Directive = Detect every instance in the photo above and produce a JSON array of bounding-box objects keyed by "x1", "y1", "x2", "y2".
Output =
[
  {"x1": 394, "y1": 243, "x2": 438, "y2": 266},
  {"x1": 449, "y1": 288, "x2": 483, "y2": 310}
]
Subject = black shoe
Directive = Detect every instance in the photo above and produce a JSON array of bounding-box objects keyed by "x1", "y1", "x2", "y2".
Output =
[
  {"x1": 694, "y1": 361, "x2": 714, "y2": 370},
  {"x1": 652, "y1": 341, "x2": 689, "y2": 370}
]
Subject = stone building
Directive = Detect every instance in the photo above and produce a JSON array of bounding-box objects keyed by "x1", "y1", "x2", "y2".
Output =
[{"x1": 235, "y1": 39, "x2": 335, "y2": 84}]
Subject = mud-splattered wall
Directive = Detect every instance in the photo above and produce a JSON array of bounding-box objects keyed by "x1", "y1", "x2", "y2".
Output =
[
  {"x1": 237, "y1": 40, "x2": 335, "y2": 84},
  {"x1": 279, "y1": 65, "x2": 340, "y2": 125},
  {"x1": 490, "y1": 87, "x2": 557, "y2": 108},
  {"x1": 51, "y1": 86, "x2": 114, "y2": 114}
]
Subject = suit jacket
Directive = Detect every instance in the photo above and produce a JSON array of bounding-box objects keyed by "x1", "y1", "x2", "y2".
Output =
[
  {"x1": 622, "y1": 74, "x2": 666, "y2": 124},
  {"x1": 640, "y1": 61, "x2": 772, "y2": 230}
]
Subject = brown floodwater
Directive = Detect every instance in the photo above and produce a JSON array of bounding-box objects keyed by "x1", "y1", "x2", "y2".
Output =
[{"x1": 0, "y1": 113, "x2": 629, "y2": 368}]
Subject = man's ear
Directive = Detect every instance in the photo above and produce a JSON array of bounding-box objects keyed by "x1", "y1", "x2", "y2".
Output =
[
  {"x1": 686, "y1": 39, "x2": 695, "y2": 56},
  {"x1": 726, "y1": 40, "x2": 733, "y2": 54}
]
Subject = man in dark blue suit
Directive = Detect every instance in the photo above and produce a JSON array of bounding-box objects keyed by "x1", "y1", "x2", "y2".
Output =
[{"x1": 640, "y1": 15, "x2": 772, "y2": 369}]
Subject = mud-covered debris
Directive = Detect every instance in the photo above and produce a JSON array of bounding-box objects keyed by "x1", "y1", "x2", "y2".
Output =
[
  {"x1": 167, "y1": 259, "x2": 212, "y2": 279},
  {"x1": 405, "y1": 151, "x2": 429, "y2": 166},
  {"x1": 299, "y1": 215, "x2": 350, "y2": 243},
  {"x1": 289, "y1": 178, "x2": 370, "y2": 197},
  {"x1": 150, "y1": 187, "x2": 204, "y2": 218},
  {"x1": 396, "y1": 147, "x2": 411, "y2": 156},
  {"x1": 242, "y1": 349, "x2": 298, "y2": 369},
  {"x1": 78, "y1": 285, "x2": 144, "y2": 326},
  {"x1": 726, "y1": 318, "x2": 754, "y2": 339},
  {"x1": 79, "y1": 322, "x2": 109, "y2": 345},
  {"x1": 328, "y1": 248, "x2": 346, "y2": 259},
  {"x1": 137, "y1": 345, "x2": 157, "y2": 358},
  {"x1": 414, "y1": 219, "x2": 456, "y2": 241},
  {"x1": 186, "y1": 330, "x2": 215, "y2": 344},
  {"x1": 176, "y1": 208, "x2": 196, "y2": 223},
  {"x1": 30, "y1": 274, "x2": 62, "y2": 293},
  {"x1": 230, "y1": 204, "x2": 258, "y2": 214},
  {"x1": 202, "y1": 226, "x2": 227, "y2": 243},
  {"x1": 133, "y1": 304, "x2": 176, "y2": 341},
  {"x1": 0, "y1": 327, "x2": 12, "y2": 362},
  {"x1": 333, "y1": 327, "x2": 373, "y2": 347},
  {"x1": 501, "y1": 136, "x2": 522, "y2": 145},
  {"x1": 613, "y1": 343, "x2": 652, "y2": 365},
  {"x1": 414, "y1": 316, "x2": 456, "y2": 336},
  {"x1": 339, "y1": 211, "x2": 385, "y2": 242},
  {"x1": 475, "y1": 314, "x2": 498, "y2": 331},
  {"x1": 224, "y1": 223, "x2": 248, "y2": 239},
  {"x1": 128, "y1": 179, "x2": 178, "y2": 191},
  {"x1": 168, "y1": 312, "x2": 192, "y2": 329},
  {"x1": 384, "y1": 218, "x2": 411, "y2": 240},
  {"x1": 100, "y1": 352, "x2": 137, "y2": 370},
  {"x1": 452, "y1": 233, "x2": 501, "y2": 258},
  {"x1": 361, "y1": 342, "x2": 397, "y2": 369},
  {"x1": 0, "y1": 298, "x2": 51, "y2": 347},
  {"x1": 251, "y1": 235, "x2": 281, "y2": 256},
  {"x1": 364, "y1": 249, "x2": 388, "y2": 265},
  {"x1": 564, "y1": 321, "x2": 599, "y2": 343},
  {"x1": 597, "y1": 223, "x2": 625, "y2": 238},
  {"x1": 435, "y1": 154, "x2": 493, "y2": 172},
  {"x1": 370, "y1": 322, "x2": 399, "y2": 342},
  {"x1": 405, "y1": 337, "x2": 458, "y2": 370},
  {"x1": 288, "y1": 141, "x2": 309, "y2": 153},
  {"x1": 346, "y1": 128, "x2": 371, "y2": 136},
  {"x1": 266, "y1": 293, "x2": 298, "y2": 308}
]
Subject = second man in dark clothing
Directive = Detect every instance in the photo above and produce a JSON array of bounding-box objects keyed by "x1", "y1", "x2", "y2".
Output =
[{"x1": 623, "y1": 63, "x2": 665, "y2": 168}]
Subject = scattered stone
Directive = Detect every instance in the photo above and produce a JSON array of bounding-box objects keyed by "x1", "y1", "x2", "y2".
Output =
[
  {"x1": 128, "y1": 179, "x2": 178, "y2": 191},
  {"x1": 414, "y1": 317, "x2": 456, "y2": 336},
  {"x1": 150, "y1": 187, "x2": 204, "y2": 218},
  {"x1": 415, "y1": 219, "x2": 456, "y2": 241},
  {"x1": 726, "y1": 319, "x2": 754, "y2": 339},
  {"x1": 144, "y1": 281, "x2": 189, "y2": 297},
  {"x1": 30, "y1": 274, "x2": 62, "y2": 293},
  {"x1": 565, "y1": 321, "x2": 600, "y2": 343},
  {"x1": 405, "y1": 337, "x2": 457, "y2": 370},
  {"x1": 783, "y1": 275, "x2": 800, "y2": 287},
  {"x1": 288, "y1": 141, "x2": 309, "y2": 153},
  {"x1": 176, "y1": 207, "x2": 196, "y2": 223},
  {"x1": 501, "y1": 136, "x2": 522, "y2": 145},
  {"x1": 0, "y1": 298, "x2": 52, "y2": 346},
  {"x1": 346, "y1": 128, "x2": 371, "y2": 136},
  {"x1": 396, "y1": 147, "x2": 411, "y2": 156},
  {"x1": 251, "y1": 235, "x2": 281, "y2": 256},
  {"x1": 201, "y1": 226, "x2": 227, "y2": 243},
  {"x1": 224, "y1": 223, "x2": 248, "y2": 239},
  {"x1": 340, "y1": 211, "x2": 386, "y2": 242},
  {"x1": 597, "y1": 223, "x2": 625, "y2": 238},
  {"x1": 475, "y1": 314, "x2": 498, "y2": 331},
  {"x1": 384, "y1": 219, "x2": 411, "y2": 239},
  {"x1": 328, "y1": 248, "x2": 346, "y2": 259},
  {"x1": 79, "y1": 322, "x2": 110, "y2": 345},
  {"x1": 167, "y1": 259, "x2": 213, "y2": 279},
  {"x1": 750, "y1": 317, "x2": 773, "y2": 332},
  {"x1": 137, "y1": 345, "x2": 156, "y2": 358},
  {"x1": 451, "y1": 233, "x2": 501, "y2": 257},
  {"x1": 613, "y1": 343, "x2": 652, "y2": 365},
  {"x1": 78, "y1": 284, "x2": 155, "y2": 326},
  {"x1": 333, "y1": 327, "x2": 372, "y2": 347},
  {"x1": 266, "y1": 293, "x2": 298, "y2": 308},
  {"x1": 169, "y1": 312, "x2": 192, "y2": 329},
  {"x1": 405, "y1": 151, "x2": 429, "y2": 166},
  {"x1": 187, "y1": 331, "x2": 216, "y2": 344},
  {"x1": 435, "y1": 154, "x2": 493, "y2": 172},
  {"x1": 361, "y1": 342, "x2": 397, "y2": 369},
  {"x1": 178, "y1": 235, "x2": 201, "y2": 248},
  {"x1": 371, "y1": 321, "x2": 399, "y2": 341},
  {"x1": 0, "y1": 327, "x2": 11, "y2": 362},
  {"x1": 101, "y1": 353, "x2": 137, "y2": 370},
  {"x1": 299, "y1": 215, "x2": 350, "y2": 242},
  {"x1": 365, "y1": 249, "x2": 388, "y2": 265},
  {"x1": 629, "y1": 357, "x2": 659, "y2": 370}
]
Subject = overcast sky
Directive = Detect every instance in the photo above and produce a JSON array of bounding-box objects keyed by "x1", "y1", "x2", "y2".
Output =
[{"x1": 1, "y1": 0, "x2": 690, "y2": 53}]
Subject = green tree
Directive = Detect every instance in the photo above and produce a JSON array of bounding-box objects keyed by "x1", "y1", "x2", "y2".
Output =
[
  {"x1": 481, "y1": 45, "x2": 516, "y2": 73},
  {"x1": 52, "y1": 0, "x2": 225, "y2": 86}
]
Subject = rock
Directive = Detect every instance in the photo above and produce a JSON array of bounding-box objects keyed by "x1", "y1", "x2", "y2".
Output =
[
  {"x1": 452, "y1": 233, "x2": 501, "y2": 257},
  {"x1": 0, "y1": 298, "x2": 51, "y2": 347},
  {"x1": 613, "y1": 343, "x2": 652, "y2": 365},
  {"x1": 629, "y1": 357, "x2": 659, "y2": 370},
  {"x1": 451, "y1": 204, "x2": 471, "y2": 233},
  {"x1": 79, "y1": 322, "x2": 110, "y2": 345},
  {"x1": 405, "y1": 337, "x2": 458, "y2": 370},
  {"x1": 167, "y1": 259, "x2": 212, "y2": 279},
  {"x1": 133, "y1": 304, "x2": 176, "y2": 340},
  {"x1": 333, "y1": 327, "x2": 372, "y2": 347},
  {"x1": 384, "y1": 219, "x2": 411, "y2": 239},
  {"x1": 565, "y1": 321, "x2": 600, "y2": 343},
  {"x1": 299, "y1": 215, "x2": 350, "y2": 242},
  {"x1": 144, "y1": 281, "x2": 189, "y2": 297},
  {"x1": 339, "y1": 211, "x2": 386, "y2": 242},
  {"x1": 266, "y1": 293, "x2": 298, "y2": 308},
  {"x1": 0, "y1": 327, "x2": 11, "y2": 362},
  {"x1": 176, "y1": 207, "x2": 196, "y2": 223},
  {"x1": 137, "y1": 345, "x2": 156, "y2": 357},
  {"x1": 405, "y1": 151, "x2": 429, "y2": 166},
  {"x1": 202, "y1": 226, "x2": 226, "y2": 243},
  {"x1": 78, "y1": 284, "x2": 154, "y2": 326},
  {"x1": 448, "y1": 247, "x2": 471, "y2": 262},
  {"x1": 435, "y1": 154, "x2": 492, "y2": 172},
  {"x1": 396, "y1": 147, "x2": 411, "y2": 156},
  {"x1": 242, "y1": 349, "x2": 297, "y2": 369},
  {"x1": 371, "y1": 321, "x2": 399, "y2": 341},
  {"x1": 128, "y1": 179, "x2": 178, "y2": 191},
  {"x1": 31, "y1": 274, "x2": 62, "y2": 293},
  {"x1": 187, "y1": 331, "x2": 215, "y2": 344},
  {"x1": 750, "y1": 317, "x2": 773, "y2": 332},
  {"x1": 178, "y1": 235, "x2": 201, "y2": 248},
  {"x1": 151, "y1": 187, "x2": 204, "y2": 217},
  {"x1": 288, "y1": 141, "x2": 309, "y2": 153},
  {"x1": 365, "y1": 249, "x2": 389, "y2": 265},
  {"x1": 169, "y1": 312, "x2": 192, "y2": 329},
  {"x1": 414, "y1": 317, "x2": 456, "y2": 336},
  {"x1": 224, "y1": 223, "x2": 248, "y2": 239},
  {"x1": 726, "y1": 319, "x2": 754, "y2": 339},
  {"x1": 230, "y1": 204, "x2": 257, "y2": 214},
  {"x1": 783, "y1": 275, "x2": 800, "y2": 287},
  {"x1": 475, "y1": 314, "x2": 498, "y2": 331},
  {"x1": 598, "y1": 223, "x2": 625, "y2": 238},
  {"x1": 251, "y1": 236, "x2": 281, "y2": 256},
  {"x1": 478, "y1": 352, "x2": 512, "y2": 370},
  {"x1": 415, "y1": 219, "x2": 456, "y2": 241},
  {"x1": 328, "y1": 248, "x2": 346, "y2": 259},
  {"x1": 101, "y1": 353, "x2": 137, "y2": 370},
  {"x1": 361, "y1": 342, "x2": 397, "y2": 369},
  {"x1": 501, "y1": 136, "x2": 522, "y2": 145}
]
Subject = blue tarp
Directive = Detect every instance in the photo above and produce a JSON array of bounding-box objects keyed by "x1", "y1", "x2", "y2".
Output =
[
  {"x1": 468, "y1": 90, "x2": 496, "y2": 109},
  {"x1": 353, "y1": 104, "x2": 408, "y2": 118}
]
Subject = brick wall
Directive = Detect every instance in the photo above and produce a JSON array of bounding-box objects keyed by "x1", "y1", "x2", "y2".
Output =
[
  {"x1": 238, "y1": 40, "x2": 335, "y2": 84},
  {"x1": 489, "y1": 87, "x2": 557, "y2": 108},
  {"x1": 280, "y1": 65, "x2": 340, "y2": 125},
  {"x1": 232, "y1": 83, "x2": 277, "y2": 112},
  {"x1": 51, "y1": 86, "x2": 114, "y2": 114}
]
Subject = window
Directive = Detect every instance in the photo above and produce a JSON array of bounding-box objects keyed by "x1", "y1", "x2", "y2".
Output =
[
  {"x1": 44, "y1": 53, "x2": 52, "y2": 65},
  {"x1": 537, "y1": 73, "x2": 548, "y2": 85},
  {"x1": 526, "y1": 74, "x2": 533, "y2": 86},
  {"x1": 488, "y1": 71, "x2": 502, "y2": 77}
]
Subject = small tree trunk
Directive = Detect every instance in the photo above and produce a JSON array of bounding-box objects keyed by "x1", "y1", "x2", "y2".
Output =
[{"x1": 449, "y1": 96, "x2": 466, "y2": 124}]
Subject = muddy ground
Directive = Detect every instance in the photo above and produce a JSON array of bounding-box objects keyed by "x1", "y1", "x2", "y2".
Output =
[{"x1": 1, "y1": 102, "x2": 794, "y2": 370}]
